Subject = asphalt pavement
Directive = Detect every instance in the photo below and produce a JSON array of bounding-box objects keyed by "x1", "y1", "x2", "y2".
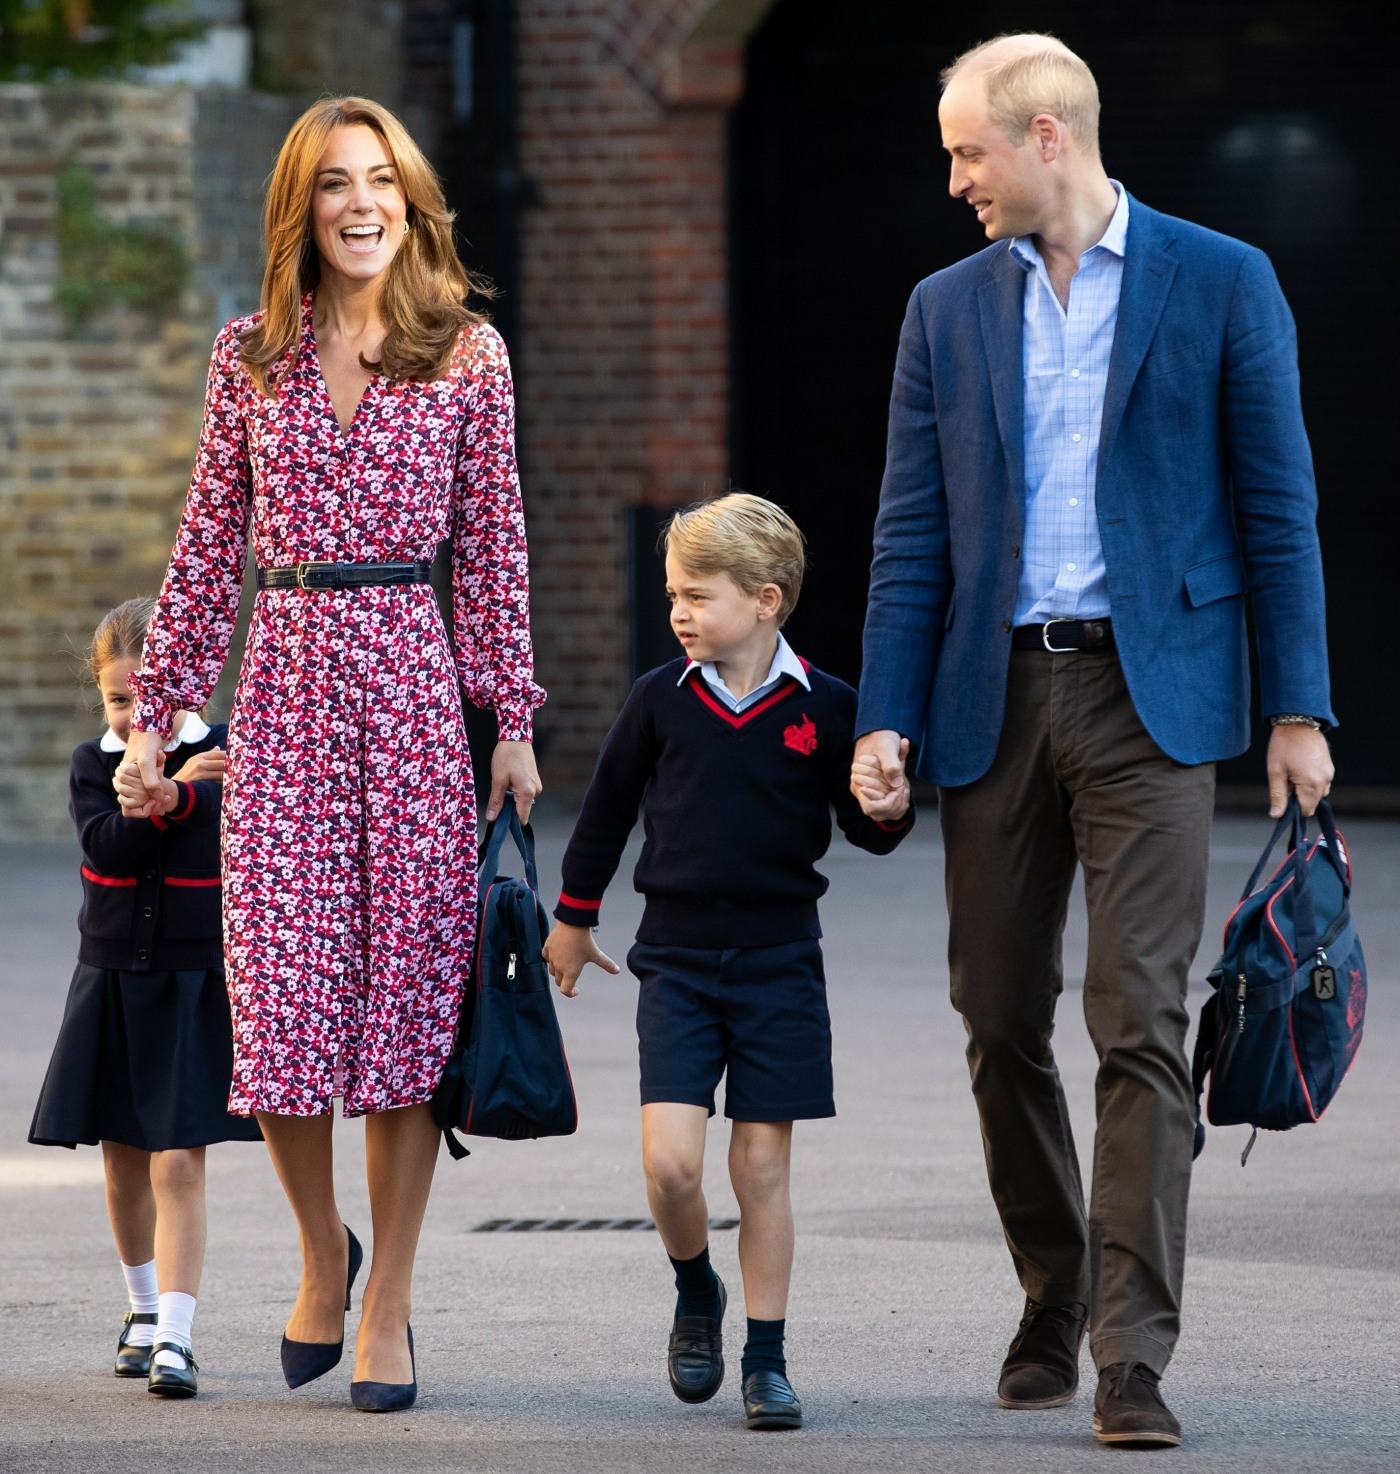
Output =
[{"x1": 2, "y1": 807, "x2": 1397, "y2": 1472}]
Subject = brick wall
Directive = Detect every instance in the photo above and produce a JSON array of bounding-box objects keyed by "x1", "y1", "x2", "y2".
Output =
[
  {"x1": 0, "y1": 84, "x2": 210, "y2": 840},
  {"x1": 517, "y1": 0, "x2": 765, "y2": 786}
]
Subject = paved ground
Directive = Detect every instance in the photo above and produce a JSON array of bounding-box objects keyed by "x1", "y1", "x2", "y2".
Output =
[{"x1": 2, "y1": 807, "x2": 1397, "y2": 1472}]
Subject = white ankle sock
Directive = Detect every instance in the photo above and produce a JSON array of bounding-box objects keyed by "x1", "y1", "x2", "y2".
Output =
[
  {"x1": 120, "y1": 1260, "x2": 158, "y2": 1345},
  {"x1": 152, "y1": 1290, "x2": 197, "y2": 1368}
]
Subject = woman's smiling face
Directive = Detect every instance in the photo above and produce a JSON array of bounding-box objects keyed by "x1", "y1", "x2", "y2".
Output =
[{"x1": 309, "y1": 124, "x2": 409, "y2": 285}]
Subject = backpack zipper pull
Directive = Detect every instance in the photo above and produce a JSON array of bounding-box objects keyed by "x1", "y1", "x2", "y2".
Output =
[
  {"x1": 1236, "y1": 973, "x2": 1248, "y2": 1033},
  {"x1": 507, "y1": 953, "x2": 517, "y2": 981}
]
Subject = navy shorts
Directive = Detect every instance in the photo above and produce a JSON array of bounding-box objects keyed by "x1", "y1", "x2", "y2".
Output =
[{"x1": 628, "y1": 938, "x2": 835, "y2": 1122}]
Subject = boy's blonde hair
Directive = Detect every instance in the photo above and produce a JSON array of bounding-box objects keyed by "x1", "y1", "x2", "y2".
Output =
[{"x1": 663, "y1": 493, "x2": 806, "y2": 626}]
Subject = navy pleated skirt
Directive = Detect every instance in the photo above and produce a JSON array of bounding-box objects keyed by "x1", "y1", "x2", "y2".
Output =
[{"x1": 29, "y1": 963, "x2": 263, "y2": 1151}]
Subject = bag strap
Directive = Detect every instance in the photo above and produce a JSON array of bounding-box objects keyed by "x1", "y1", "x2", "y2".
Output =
[
  {"x1": 477, "y1": 791, "x2": 540, "y2": 894},
  {"x1": 1312, "y1": 797, "x2": 1350, "y2": 891},
  {"x1": 1239, "y1": 798, "x2": 1299, "y2": 901},
  {"x1": 1286, "y1": 800, "x2": 1320, "y2": 963}
]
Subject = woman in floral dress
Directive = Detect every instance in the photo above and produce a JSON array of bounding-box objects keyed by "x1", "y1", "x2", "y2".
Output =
[{"x1": 120, "y1": 97, "x2": 543, "y2": 1409}]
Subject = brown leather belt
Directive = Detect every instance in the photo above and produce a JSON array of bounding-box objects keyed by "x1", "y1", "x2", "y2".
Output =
[
  {"x1": 1011, "y1": 618, "x2": 1115, "y2": 652},
  {"x1": 257, "y1": 561, "x2": 433, "y2": 591}
]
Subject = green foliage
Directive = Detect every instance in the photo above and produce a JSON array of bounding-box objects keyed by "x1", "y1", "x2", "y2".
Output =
[
  {"x1": 0, "y1": 0, "x2": 201, "y2": 80},
  {"x1": 54, "y1": 157, "x2": 188, "y2": 331}
]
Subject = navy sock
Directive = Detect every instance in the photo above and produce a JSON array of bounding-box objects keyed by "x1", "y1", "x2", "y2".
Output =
[
  {"x1": 668, "y1": 1245, "x2": 722, "y2": 1319},
  {"x1": 741, "y1": 1316, "x2": 786, "y2": 1379}
]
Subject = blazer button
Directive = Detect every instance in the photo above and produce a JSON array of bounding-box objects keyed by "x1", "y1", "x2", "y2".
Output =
[
  {"x1": 1011, "y1": 545, "x2": 1020, "y2": 558},
  {"x1": 1002, "y1": 619, "x2": 1012, "y2": 633}
]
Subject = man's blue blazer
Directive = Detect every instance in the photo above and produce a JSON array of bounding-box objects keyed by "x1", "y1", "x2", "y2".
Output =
[{"x1": 856, "y1": 197, "x2": 1335, "y2": 787}]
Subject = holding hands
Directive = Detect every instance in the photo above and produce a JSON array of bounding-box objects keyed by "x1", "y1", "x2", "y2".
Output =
[
  {"x1": 851, "y1": 729, "x2": 912, "y2": 823},
  {"x1": 542, "y1": 923, "x2": 620, "y2": 998}
]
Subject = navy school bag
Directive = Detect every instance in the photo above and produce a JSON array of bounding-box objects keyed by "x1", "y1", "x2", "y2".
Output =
[
  {"x1": 1191, "y1": 796, "x2": 1365, "y2": 1164},
  {"x1": 431, "y1": 792, "x2": 578, "y2": 1160}
]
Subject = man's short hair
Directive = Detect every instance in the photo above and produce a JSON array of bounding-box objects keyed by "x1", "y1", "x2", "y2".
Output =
[
  {"x1": 664, "y1": 493, "x2": 806, "y2": 626},
  {"x1": 942, "y1": 33, "x2": 1100, "y2": 154}
]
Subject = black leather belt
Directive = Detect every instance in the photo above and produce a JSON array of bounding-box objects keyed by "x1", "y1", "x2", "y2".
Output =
[
  {"x1": 257, "y1": 561, "x2": 433, "y2": 591},
  {"x1": 1012, "y1": 618, "x2": 1115, "y2": 652}
]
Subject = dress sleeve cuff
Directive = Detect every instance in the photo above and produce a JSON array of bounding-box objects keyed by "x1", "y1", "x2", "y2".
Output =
[
  {"x1": 495, "y1": 700, "x2": 535, "y2": 744},
  {"x1": 554, "y1": 893, "x2": 602, "y2": 928},
  {"x1": 129, "y1": 685, "x2": 175, "y2": 739}
]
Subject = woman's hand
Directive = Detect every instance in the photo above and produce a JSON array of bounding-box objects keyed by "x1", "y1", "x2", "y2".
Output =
[
  {"x1": 487, "y1": 739, "x2": 542, "y2": 824},
  {"x1": 116, "y1": 731, "x2": 169, "y2": 819}
]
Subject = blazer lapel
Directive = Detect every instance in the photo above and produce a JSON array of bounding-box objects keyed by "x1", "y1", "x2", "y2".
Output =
[
  {"x1": 977, "y1": 247, "x2": 1027, "y2": 516},
  {"x1": 1097, "y1": 201, "x2": 1178, "y2": 485}
]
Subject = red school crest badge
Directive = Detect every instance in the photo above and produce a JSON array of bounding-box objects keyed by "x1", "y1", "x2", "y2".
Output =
[{"x1": 783, "y1": 714, "x2": 818, "y2": 755}]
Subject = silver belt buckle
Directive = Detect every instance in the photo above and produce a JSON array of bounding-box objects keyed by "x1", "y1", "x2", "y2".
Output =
[
  {"x1": 295, "y1": 561, "x2": 330, "y2": 590},
  {"x1": 1041, "y1": 618, "x2": 1078, "y2": 653}
]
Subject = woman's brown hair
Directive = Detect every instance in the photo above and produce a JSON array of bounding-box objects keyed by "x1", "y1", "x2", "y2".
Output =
[
  {"x1": 239, "y1": 96, "x2": 491, "y2": 394},
  {"x1": 89, "y1": 597, "x2": 157, "y2": 684}
]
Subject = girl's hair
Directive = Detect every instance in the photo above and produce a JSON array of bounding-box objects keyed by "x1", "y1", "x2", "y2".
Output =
[
  {"x1": 238, "y1": 95, "x2": 492, "y2": 395},
  {"x1": 89, "y1": 597, "x2": 156, "y2": 684},
  {"x1": 663, "y1": 493, "x2": 807, "y2": 626}
]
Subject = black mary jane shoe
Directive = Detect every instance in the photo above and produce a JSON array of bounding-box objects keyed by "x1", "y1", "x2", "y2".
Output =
[
  {"x1": 350, "y1": 1323, "x2": 416, "y2": 1413},
  {"x1": 742, "y1": 1369, "x2": 803, "y2": 1430},
  {"x1": 147, "y1": 1341, "x2": 199, "y2": 1398},
  {"x1": 281, "y1": 1224, "x2": 364, "y2": 1389},
  {"x1": 115, "y1": 1311, "x2": 158, "y2": 1378},
  {"x1": 668, "y1": 1277, "x2": 727, "y2": 1404}
]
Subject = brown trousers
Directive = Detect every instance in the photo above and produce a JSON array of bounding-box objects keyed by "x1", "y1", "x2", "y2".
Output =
[{"x1": 939, "y1": 648, "x2": 1215, "y2": 1374}]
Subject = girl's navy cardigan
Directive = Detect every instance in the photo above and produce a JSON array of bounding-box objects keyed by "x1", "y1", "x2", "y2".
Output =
[
  {"x1": 554, "y1": 659, "x2": 914, "y2": 948},
  {"x1": 69, "y1": 724, "x2": 226, "y2": 973}
]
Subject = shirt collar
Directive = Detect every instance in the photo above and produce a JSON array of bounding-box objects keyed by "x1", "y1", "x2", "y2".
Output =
[
  {"x1": 678, "y1": 632, "x2": 811, "y2": 692},
  {"x1": 100, "y1": 713, "x2": 211, "y2": 754},
  {"x1": 1010, "y1": 180, "x2": 1129, "y2": 271}
]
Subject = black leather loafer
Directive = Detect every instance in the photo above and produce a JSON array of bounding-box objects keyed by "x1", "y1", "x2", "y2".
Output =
[
  {"x1": 1092, "y1": 1362, "x2": 1182, "y2": 1446},
  {"x1": 115, "y1": 1311, "x2": 158, "y2": 1378},
  {"x1": 997, "y1": 1296, "x2": 1088, "y2": 1409},
  {"x1": 147, "y1": 1341, "x2": 198, "y2": 1398},
  {"x1": 667, "y1": 1277, "x2": 726, "y2": 1404},
  {"x1": 742, "y1": 1369, "x2": 803, "y2": 1430},
  {"x1": 350, "y1": 1323, "x2": 416, "y2": 1413},
  {"x1": 281, "y1": 1223, "x2": 364, "y2": 1389}
]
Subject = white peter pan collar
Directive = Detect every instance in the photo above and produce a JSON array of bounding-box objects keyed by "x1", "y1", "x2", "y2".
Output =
[{"x1": 101, "y1": 713, "x2": 211, "y2": 754}]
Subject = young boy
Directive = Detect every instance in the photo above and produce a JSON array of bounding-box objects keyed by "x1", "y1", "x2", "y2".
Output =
[{"x1": 541, "y1": 494, "x2": 913, "y2": 1430}]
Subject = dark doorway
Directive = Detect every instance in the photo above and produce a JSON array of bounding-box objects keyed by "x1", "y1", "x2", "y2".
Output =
[{"x1": 732, "y1": 1, "x2": 1394, "y2": 789}]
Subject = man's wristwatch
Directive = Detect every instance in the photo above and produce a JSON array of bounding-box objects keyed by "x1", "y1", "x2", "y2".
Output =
[{"x1": 1270, "y1": 713, "x2": 1324, "y2": 730}]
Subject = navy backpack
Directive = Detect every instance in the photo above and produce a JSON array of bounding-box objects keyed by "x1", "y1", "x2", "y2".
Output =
[
  {"x1": 1191, "y1": 797, "x2": 1365, "y2": 1164},
  {"x1": 432, "y1": 793, "x2": 578, "y2": 1160}
]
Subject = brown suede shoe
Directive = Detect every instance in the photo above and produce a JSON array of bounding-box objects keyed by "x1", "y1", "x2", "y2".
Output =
[
  {"x1": 997, "y1": 1296, "x2": 1088, "y2": 1408},
  {"x1": 1092, "y1": 1362, "x2": 1182, "y2": 1447}
]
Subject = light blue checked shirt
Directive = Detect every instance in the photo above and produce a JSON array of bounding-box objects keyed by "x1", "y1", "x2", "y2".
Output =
[{"x1": 1010, "y1": 182, "x2": 1129, "y2": 624}]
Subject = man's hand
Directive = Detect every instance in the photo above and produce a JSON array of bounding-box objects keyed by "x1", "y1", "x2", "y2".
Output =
[
  {"x1": 173, "y1": 747, "x2": 226, "y2": 784},
  {"x1": 487, "y1": 739, "x2": 542, "y2": 824},
  {"x1": 852, "y1": 737, "x2": 912, "y2": 822},
  {"x1": 851, "y1": 729, "x2": 911, "y2": 819},
  {"x1": 542, "y1": 922, "x2": 619, "y2": 998},
  {"x1": 1266, "y1": 724, "x2": 1333, "y2": 818}
]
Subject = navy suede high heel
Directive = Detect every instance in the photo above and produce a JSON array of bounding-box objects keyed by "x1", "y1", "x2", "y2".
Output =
[
  {"x1": 350, "y1": 1323, "x2": 416, "y2": 1412},
  {"x1": 280, "y1": 1224, "x2": 364, "y2": 1389}
]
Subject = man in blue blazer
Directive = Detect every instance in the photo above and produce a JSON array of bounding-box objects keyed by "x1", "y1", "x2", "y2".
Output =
[{"x1": 852, "y1": 34, "x2": 1335, "y2": 1448}]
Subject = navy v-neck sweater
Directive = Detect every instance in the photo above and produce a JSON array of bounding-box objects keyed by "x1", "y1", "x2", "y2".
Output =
[{"x1": 554, "y1": 658, "x2": 914, "y2": 948}]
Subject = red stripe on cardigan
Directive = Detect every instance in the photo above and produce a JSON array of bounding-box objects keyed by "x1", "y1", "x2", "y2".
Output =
[{"x1": 81, "y1": 865, "x2": 137, "y2": 888}]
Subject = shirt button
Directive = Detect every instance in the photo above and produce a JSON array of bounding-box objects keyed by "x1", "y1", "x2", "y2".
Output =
[
  {"x1": 1069, "y1": 498, "x2": 1079, "y2": 506},
  {"x1": 1071, "y1": 433, "x2": 1082, "y2": 443},
  {"x1": 1071, "y1": 368, "x2": 1081, "y2": 378},
  {"x1": 1067, "y1": 562, "x2": 1078, "y2": 572}
]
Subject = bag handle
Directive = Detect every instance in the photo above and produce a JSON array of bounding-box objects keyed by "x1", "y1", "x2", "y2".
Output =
[{"x1": 477, "y1": 791, "x2": 539, "y2": 894}]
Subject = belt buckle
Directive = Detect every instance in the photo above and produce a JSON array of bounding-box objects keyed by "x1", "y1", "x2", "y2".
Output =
[
  {"x1": 295, "y1": 561, "x2": 329, "y2": 590},
  {"x1": 1041, "y1": 618, "x2": 1078, "y2": 653}
]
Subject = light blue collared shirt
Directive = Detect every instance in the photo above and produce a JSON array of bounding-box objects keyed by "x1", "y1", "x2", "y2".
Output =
[
  {"x1": 679, "y1": 631, "x2": 810, "y2": 713},
  {"x1": 1010, "y1": 182, "x2": 1129, "y2": 624}
]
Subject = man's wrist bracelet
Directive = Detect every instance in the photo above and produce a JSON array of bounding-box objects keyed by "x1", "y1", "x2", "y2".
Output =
[{"x1": 1270, "y1": 713, "x2": 1323, "y2": 730}]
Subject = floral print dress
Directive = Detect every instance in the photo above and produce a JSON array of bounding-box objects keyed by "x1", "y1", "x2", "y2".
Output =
[{"x1": 131, "y1": 297, "x2": 544, "y2": 1117}]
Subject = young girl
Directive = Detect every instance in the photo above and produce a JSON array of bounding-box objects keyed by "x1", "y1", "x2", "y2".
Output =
[{"x1": 28, "y1": 597, "x2": 261, "y2": 1399}]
